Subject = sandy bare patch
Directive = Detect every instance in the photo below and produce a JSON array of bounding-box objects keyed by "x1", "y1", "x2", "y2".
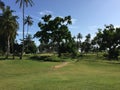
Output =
[{"x1": 52, "y1": 62, "x2": 69, "y2": 69}]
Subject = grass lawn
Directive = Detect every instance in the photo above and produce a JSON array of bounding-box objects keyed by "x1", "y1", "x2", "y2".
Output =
[{"x1": 0, "y1": 55, "x2": 120, "y2": 90}]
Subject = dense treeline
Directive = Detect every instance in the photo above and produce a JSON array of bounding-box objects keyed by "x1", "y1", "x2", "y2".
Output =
[
  {"x1": 93, "y1": 25, "x2": 120, "y2": 59},
  {"x1": 0, "y1": 0, "x2": 36, "y2": 59},
  {"x1": 0, "y1": 0, "x2": 120, "y2": 60}
]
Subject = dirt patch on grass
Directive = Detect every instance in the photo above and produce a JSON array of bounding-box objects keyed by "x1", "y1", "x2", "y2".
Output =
[{"x1": 52, "y1": 62, "x2": 70, "y2": 69}]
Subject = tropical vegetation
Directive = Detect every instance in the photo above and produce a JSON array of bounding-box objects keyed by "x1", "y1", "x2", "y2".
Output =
[{"x1": 0, "y1": 0, "x2": 120, "y2": 90}]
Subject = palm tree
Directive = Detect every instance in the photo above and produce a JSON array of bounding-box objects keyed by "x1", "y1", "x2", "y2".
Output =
[
  {"x1": 24, "y1": 15, "x2": 33, "y2": 36},
  {"x1": 0, "y1": 6, "x2": 19, "y2": 59},
  {"x1": 16, "y1": 0, "x2": 34, "y2": 59},
  {"x1": 77, "y1": 33, "x2": 82, "y2": 51}
]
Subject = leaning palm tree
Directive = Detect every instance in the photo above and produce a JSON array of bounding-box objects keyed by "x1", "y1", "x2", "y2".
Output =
[
  {"x1": 0, "y1": 6, "x2": 19, "y2": 59},
  {"x1": 16, "y1": 0, "x2": 34, "y2": 59},
  {"x1": 24, "y1": 15, "x2": 33, "y2": 36}
]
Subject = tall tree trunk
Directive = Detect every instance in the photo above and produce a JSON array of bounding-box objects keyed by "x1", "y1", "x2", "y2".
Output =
[
  {"x1": 77, "y1": 38, "x2": 79, "y2": 51},
  {"x1": 108, "y1": 47, "x2": 113, "y2": 60},
  {"x1": 96, "y1": 47, "x2": 98, "y2": 57},
  {"x1": 108, "y1": 47, "x2": 118, "y2": 60},
  {"x1": 57, "y1": 42, "x2": 61, "y2": 57},
  {"x1": 27, "y1": 24, "x2": 29, "y2": 36},
  {"x1": 20, "y1": 1, "x2": 25, "y2": 60},
  {"x1": 6, "y1": 36, "x2": 10, "y2": 59}
]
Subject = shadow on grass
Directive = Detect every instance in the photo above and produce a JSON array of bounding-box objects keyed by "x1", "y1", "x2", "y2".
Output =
[
  {"x1": 0, "y1": 57, "x2": 16, "y2": 60},
  {"x1": 29, "y1": 55, "x2": 64, "y2": 62},
  {"x1": 107, "y1": 61, "x2": 120, "y2": 64},
  {"x1": 0, "y1": 55, "x2": 21, "y2": 60},
  {"x1": 0, "y1": 57, "x2": 6, "y2": 60}
]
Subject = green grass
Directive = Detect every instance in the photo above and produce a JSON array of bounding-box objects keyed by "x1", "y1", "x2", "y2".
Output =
[{"x1": 0, "y1": 55, "x2": 120, "y2": 90}]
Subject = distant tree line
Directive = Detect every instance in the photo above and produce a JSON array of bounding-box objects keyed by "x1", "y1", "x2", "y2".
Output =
[
  {"x1": 35, "y1": 15, "x2": 120, "y2": 59},
  {"x1": 0, "y1": 0, "x2": 120, "y2": 60}
]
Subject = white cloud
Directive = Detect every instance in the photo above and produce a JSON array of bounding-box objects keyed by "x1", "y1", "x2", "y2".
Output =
[
  {"x1": 114, "y1": 25, "x2": 120, "y2": 28},
  {"x1": 39, "y1": 10, "x2": 53, "y2": 16},
  {"x1": 31, "y1": 15, "x2": 40, "y2": 21},
  {"x1": 71, "y1": 18, "x2": 77, "y2": 24}
]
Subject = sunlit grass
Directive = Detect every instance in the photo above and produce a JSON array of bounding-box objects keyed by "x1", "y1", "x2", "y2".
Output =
[{"x1": 0, "y1": 54, "x2": 120, "y2": 90}]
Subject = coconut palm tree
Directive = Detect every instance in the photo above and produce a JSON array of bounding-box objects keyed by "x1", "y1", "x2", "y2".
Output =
[
  {"x1": 24, "y1": 15, "x2": 33, "y2": 36},
  {"x1": 0, "y1": 6, "x2": 19, "y2": 59},
  {"x1": 77, "y1": 33, "x2": 82, "y2": 51},
  {"x1": 16, "y1": 0, "x2": 34, "y2": 59}
]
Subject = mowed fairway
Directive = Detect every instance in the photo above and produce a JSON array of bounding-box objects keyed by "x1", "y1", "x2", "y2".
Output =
[{"x1": 0, "y1": 59, "x2": 120, "y2": 90}]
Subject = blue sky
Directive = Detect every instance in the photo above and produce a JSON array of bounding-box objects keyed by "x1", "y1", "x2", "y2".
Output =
[{"x1": 3, "y1": 0, "x2": 120, "y2": 46}]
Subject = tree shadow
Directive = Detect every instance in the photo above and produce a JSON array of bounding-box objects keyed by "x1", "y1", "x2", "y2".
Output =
[
  {"x1": 108, "y1": 62, "x2": 120, "y2": 65},
  {"x1": 0, "y1": 57, "x2": 6, "y2": 60},
  {"x1": 29, "y1": 55, "x2": 64, "y2": 62},
  {"x1": 0, "y1": 56, "x2": 19, "y2": 60}
]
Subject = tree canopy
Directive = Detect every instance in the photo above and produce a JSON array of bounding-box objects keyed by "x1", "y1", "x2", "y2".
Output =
[
  {"x1": 0, "y1": 6, "x2": 19, "y2": 58},
  {"x1": 94, "y1": 24, "x2": 120, "y2": 59},
  {"x1": 34, "y1": 15, "x2": 76, "y2": 57}
]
